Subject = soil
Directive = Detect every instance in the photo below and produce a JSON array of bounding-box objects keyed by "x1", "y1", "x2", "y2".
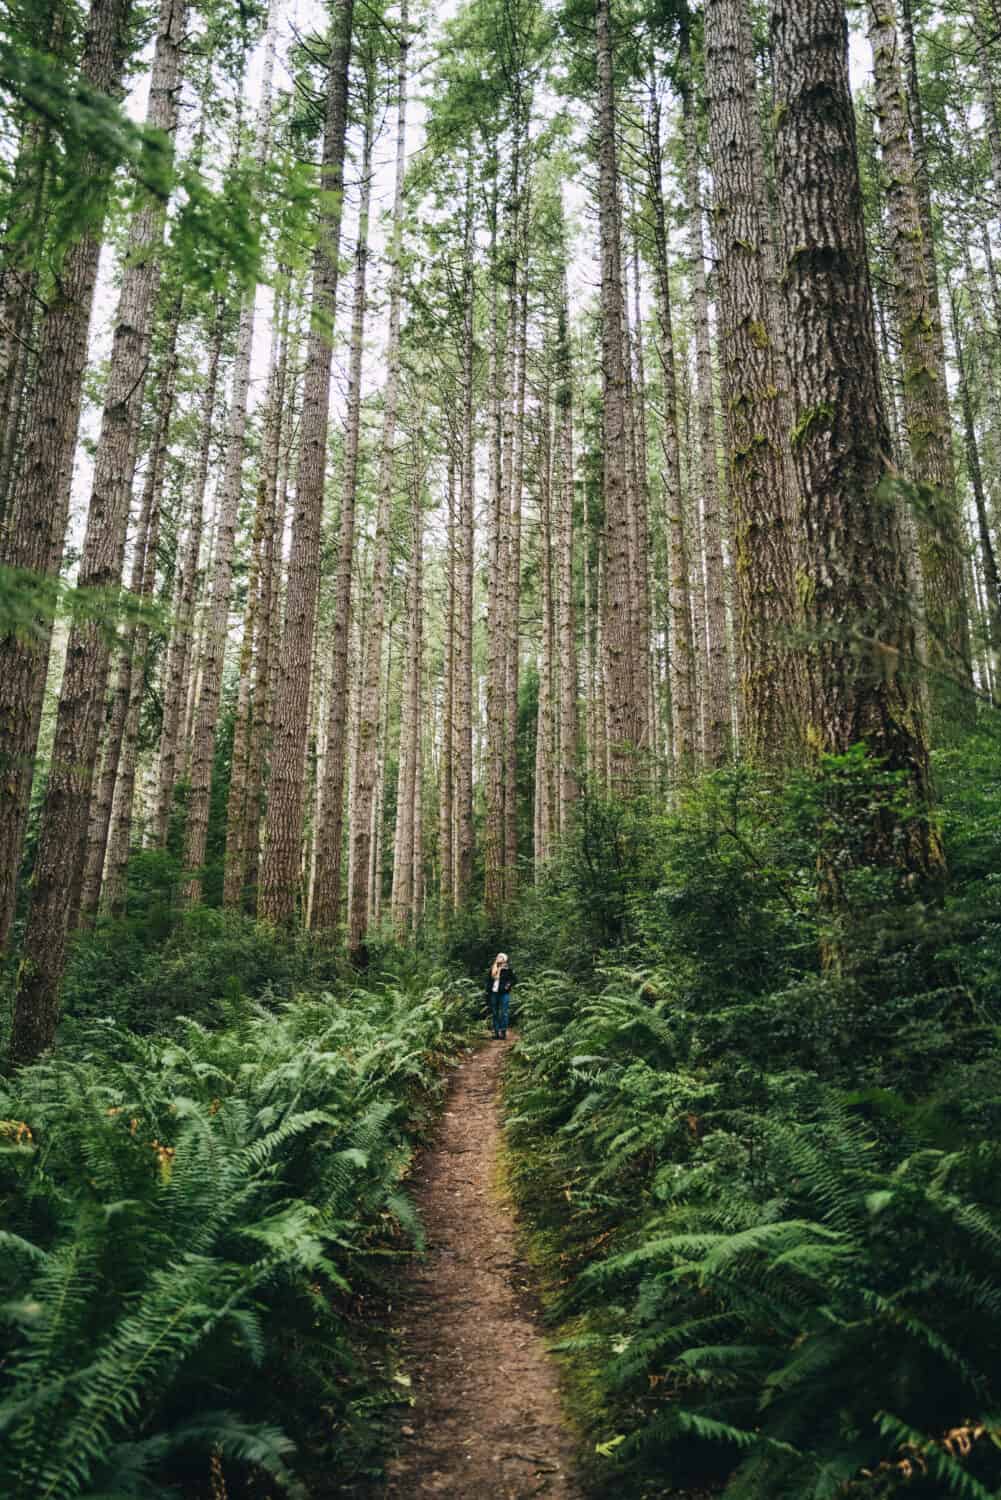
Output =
[{"x1": 381, "y1": 1035, "x2": 583, "y2": 1499}]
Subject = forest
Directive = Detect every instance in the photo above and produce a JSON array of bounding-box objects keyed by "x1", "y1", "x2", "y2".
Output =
[{"x1": 1, "y1": 0, "x2": 1000, "y2": 1494}]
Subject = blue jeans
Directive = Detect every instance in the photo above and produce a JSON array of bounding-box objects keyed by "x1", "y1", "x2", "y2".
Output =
[{"x1": 490, "y1": 989, "x2": 510, "y2": 1035}]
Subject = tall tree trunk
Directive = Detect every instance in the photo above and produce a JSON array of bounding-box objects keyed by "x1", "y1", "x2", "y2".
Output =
[
  {"x1": 369, "y1": 579, "x2": 396, "y2": 927},
  {"x1": 11, "y1": 0, "x2": 188, "y2": 1069},
  {"x1": 392, "y1": 470, "x2": 423, "y2": 933},
  {"x1": 102, "y1": 360, "x2": 175, "y2": 917},
  {"x1": 259, "y1": 0, "x2": 355, "y2": 924},
  {"x1": 0, "y1": 110, "x2": 51, "y2": 530},
  {"x1": 79, "y1": 317, "x2": 179, "y2": 922},
  {"x1": 310, "y1": 91, "x2": 375, "y2": 932},
  {"x1": 0, "y1": 0, "x2": 134, "y2": 951},
  {"x1": 503, "y1": 242, "x2": 529, "y2": 905},
  {"x1": 484, "y1": 151, "x2": 515, "y2": 919},
  {"x1": 705, "y1": 0, "x2": 805, "y2": 763},
  {"x1": 555, "y1": 263, "x2": 579, "y2": 833},
  {"x1": 439, "y1": 456, "x2": 456, "y2": 914},
  {"x1": 243, "y1": 280, "x2": 299, "y2": 910},
  {"x1": 348, "y1": 1, "x2": 408, "y2": 952},
  {"x1": 952, "y1": 286, "x2": 1001, "y2": 699},
  {"x1": 630, "y1": 230, "x2": 657, "y2": 761},
  {"x1": 453, "y1": 163, "x2": 476, "y2": 910},
  {"x1": 770, "y1": 0, "x2": 941, "y2": 884},
  {"x1": 643, "y1": 80, "x2": 696, "y2": 774},
  {"x1": 152, "y1": 298, "x2": 225, "y2": 847},
  {"x1": 535, "y1": 395, "x2": 556, "y2": 869},
  {"x1": 868, "y1": 0, "x2": 974, "y2": 737},
  {"x1": 681, "y1": 12, "x2": 731, "y2": 766},
  {"x1": 596, "y1": 0, "x2": 643, "y2": 791},
  {"x1": 185, "y1": 16, "x2": 278, "y2": 902}
]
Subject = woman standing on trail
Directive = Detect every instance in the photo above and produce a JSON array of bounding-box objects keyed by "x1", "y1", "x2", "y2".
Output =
[{"x1": 486, "y1": 952, "x2": 516, "y2": 1040}]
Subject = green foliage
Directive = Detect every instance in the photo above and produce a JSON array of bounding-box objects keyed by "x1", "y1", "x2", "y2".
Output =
[
  {"x1": 504, "y1": 735, "x2": 1001, "y2": 1498},
  {"x1": 0, "y1": 972, "x2": 480, "y2": 1498}
]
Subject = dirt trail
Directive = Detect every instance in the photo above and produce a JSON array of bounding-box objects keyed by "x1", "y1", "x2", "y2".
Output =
[{"x1": 381, "y1": 1037, "x2": 583, "y2": 1499}]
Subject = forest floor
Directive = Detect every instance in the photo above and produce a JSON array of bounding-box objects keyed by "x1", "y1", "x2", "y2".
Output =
[{"x1": 380, "y1": 1036, "x2": 583, "y2": 1499}]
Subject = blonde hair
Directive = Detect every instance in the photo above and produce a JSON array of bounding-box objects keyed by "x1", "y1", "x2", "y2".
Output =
[{"x1": 491, "y1": 952, "x2": 509, "y2": 976}]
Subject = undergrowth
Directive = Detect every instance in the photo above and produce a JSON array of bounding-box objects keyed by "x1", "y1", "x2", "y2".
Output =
[
  {"x1": 505, "y1": 733, "x2": 1001, "y2": 1499},
  {"x1": 0, "y1": 969, "x2": 480, "y2": 1498}
]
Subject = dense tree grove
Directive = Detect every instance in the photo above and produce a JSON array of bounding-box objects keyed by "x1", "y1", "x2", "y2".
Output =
[{"x1": 1, "y1": 0, "x2": 1001, "y2": 1494}]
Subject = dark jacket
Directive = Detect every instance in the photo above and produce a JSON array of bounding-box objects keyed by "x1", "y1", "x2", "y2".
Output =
[{"x1": 485, "y1": 965, "x2": 515, "y2": 1000}]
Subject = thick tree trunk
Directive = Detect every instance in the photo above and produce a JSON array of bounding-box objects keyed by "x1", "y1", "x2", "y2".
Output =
[
  {"x1": 770, "y1": 0, "x2": 941, "y2": 882},
  {"x1": 705, "y1": 0, "x2": 805, "y2": 763},
  {"x1": 10, "y1": 0, "x2": 188, "y2": 1069},
  {"x1": 868, "y1": 0, "x2": 973, "y2": 737},
  {"x1": 310, "y1": 93, "x2": 374, "y2": 932},
  {"x1": 0, "y1": 0, "x2": 134, "y2": 951},
  {"x1": 348, "y1": 4, "x2": 408, "y2": 952},
  {"x1": 259, "y1": 0, "x2": 355, "y2": 924}
]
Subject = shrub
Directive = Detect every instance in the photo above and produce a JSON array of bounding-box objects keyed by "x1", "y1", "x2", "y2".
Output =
[
  {"x1": 504, "y1": 736, "x2": 1001, "y2": 1499},
  {"x1": 0, "y1": 973, "x2": 480, "y2": 1498}
]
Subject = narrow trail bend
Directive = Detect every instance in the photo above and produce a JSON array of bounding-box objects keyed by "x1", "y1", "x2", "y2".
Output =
[{"x1": 382, "y1": 1037, "x2": 583, "y2": 1499}]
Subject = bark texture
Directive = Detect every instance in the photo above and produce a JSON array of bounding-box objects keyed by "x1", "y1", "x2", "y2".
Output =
[
  {"x1": 770, "y1": 0, "x2": 940, "y2": 879},
  {"x1": 11, "y1": 0, "x2": 188, "y2": 1068},
  {"x1": 705, "y1": 0, "x2": 804, "y2": 763},
  {"x1": 310, "y1": 93, "x2": 374, "y2": 932},
  {"x1": 348, "y1": 3, "x2": 408, "y2": 951},
  {"x1": 596, "y1": 0, "x2": 644, "y2": 791},
  {"x1": 260, "y1": 0, "x2": 355, "y2": 924},
  {"x1": 0, "y1": 0, "x2": 134, "y2": 950},
  {"x1": 868, "y1": 0, "x2": 973, "y2": 736}
]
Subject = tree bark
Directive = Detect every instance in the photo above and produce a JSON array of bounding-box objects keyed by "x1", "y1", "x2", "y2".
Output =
[
  {"x1": 555, "y1": 262, "x2": 579, "y2": 833},
  {"x1": 311, "y1": 91, "x2": 375, "y2": 932},
  {"x1": 868, "y1": 0, "x2": 973, "y2": 737},
  {"x1": 643, "y1": 80, "x2": 696, "y2": 775},
  {"x1": 705, "y1": 0, "x2": 804, "y2": 763},
  {"x1": 0, "y1": 0, "x2": 135, "y2": 951},
  {"x1": 770, "y1": 0, "x2": 941, "y2": 882},
  {"x1": 79, "y1": 316, "x2": 178, "y2": 922},
  {"x1": 11, "y1": 0, "x2": 188, "y2": 1069},
  {"x1": 951, "y1": 285, "x2": 1001, "y2": 700},
  {"x1": 681, "y1": 12, "x2": 731, "y2": 766},
  {"x1": 392, "y1": 467, "x2": 423, "y2": 933},
  {"x1": 348, "y1": 1, "x2": 408, "y2": 952},
  {"x1": 185, "y1": 15, "x2": 278, "y2": 902},
  {"x1": 453, "y1": 162, "x2": 476, "y2": 909},
  {"x1": 503, "y1": 235, "x2": 529, "y2": 905},
  {"x1": 596, "y1": 0, "x2": 643, "y2": 791},
  {"x1": 535, "y1": 394, "x2": 556, "y2": 869},
  {"x1": 259, "y1": 0, "x2": 355, "y2": 924},
  {"x1": 152, "y1": 298, "x2": 225, "y2": 847},
  {"x1": 439, "y1": 456, "x2": 456, "y2": 914}
]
